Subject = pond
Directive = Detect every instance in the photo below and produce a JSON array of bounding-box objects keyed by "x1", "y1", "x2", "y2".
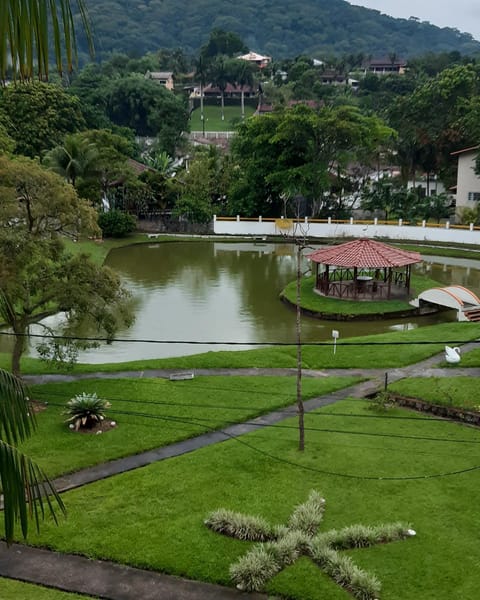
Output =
[{"x1": 6, "y1": 241, "x2": 480, "y2": 364}]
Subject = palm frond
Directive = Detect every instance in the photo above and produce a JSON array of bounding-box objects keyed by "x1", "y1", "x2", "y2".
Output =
[
  {"x1": 0, "y1": 440, "x2": 65, "y2": 543},
  {"x1": 0, "y1": 368, "x2": 35, "y2": 446},
  {"x1": 1, "y1": 0, "x2": 94, "y2": 81}
]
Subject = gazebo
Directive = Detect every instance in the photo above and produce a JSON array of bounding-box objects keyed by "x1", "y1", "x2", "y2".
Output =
[{"x1": 308, "y1": 239, "x2": 422, "y2": 301}]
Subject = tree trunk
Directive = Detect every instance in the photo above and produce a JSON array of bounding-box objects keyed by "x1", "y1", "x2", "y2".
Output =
[
  {"x1": 200, "y1": 82, "x2": 205, "y2": 136},
  {"x1": 221, "y1": 91, "x2": 225, "y2": 121},
  {"x1": 241, "y1": 90, "x2": 245, "y2": 120},
  {"x1": 296, "y1": 242, "x2": 304, "y2": 452},
  {"x1": 12, "y1": 322, "x2": 26, "y2": 377}
]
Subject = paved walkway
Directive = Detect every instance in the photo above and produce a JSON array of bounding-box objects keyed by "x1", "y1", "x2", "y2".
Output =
[{"x1": 1, "y1": 343, "x2": 478, "y2": 599}]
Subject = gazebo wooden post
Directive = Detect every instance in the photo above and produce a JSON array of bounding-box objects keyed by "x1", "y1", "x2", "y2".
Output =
[
  {"x1": 406, "y1": 265, "x2": 411, "y2": 294},
  {"x1": 353, "y1": 266, "x2": 358, "y2": 298},
  {"x1": 387, "y1": 268, "x2": 392, "y2": 298},
  {"x1": 325, "y1": 264, "x2": 330, "y2": 296}
]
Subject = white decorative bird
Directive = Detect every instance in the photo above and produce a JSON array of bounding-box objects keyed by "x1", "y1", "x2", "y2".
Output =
[{"x1": 445, "y1": 346, "x2": 461, "y2": 364}]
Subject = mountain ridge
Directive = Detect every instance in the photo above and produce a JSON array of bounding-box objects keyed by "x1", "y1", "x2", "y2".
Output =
[{"x1": 77, "y1": 0, "x2": 480, "y2": 61}]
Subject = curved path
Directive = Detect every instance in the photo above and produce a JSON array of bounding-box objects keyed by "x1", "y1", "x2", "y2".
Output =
[{"x1": 1, "y1": 343, "x2": 478, "y2": 599}]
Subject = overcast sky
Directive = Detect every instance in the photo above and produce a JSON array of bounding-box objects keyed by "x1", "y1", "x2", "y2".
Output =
[{"x1": 348, "y1": 1, "x2": 480, "y2": 40}]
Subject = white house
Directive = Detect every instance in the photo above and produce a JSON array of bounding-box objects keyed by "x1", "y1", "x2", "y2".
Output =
[{"x1": 451, "y1": 145, "x2": 480, "y2": 219}]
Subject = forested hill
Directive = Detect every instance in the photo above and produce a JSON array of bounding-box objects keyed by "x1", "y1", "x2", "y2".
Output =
[{"x1": 78, "y1": 0, "x2": 480, "y2": 61}]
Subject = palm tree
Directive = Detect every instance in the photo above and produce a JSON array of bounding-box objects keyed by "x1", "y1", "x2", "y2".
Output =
[
  {"x1": 209, "y1": 56, "x2": 231, "y2": 121},
  {"x1": 233, "y1": 60, "x2": 255, "y2": 120},
  {"x1": 0, "y1": 0, "x2": 93, "y2": 81},
  {"x1": 0, "y1": 368, "x2": 65, "y2": 543},
  {"x1": 44, "y1": 135, "x2": 99, "y2": 187},
  {"x1": 194, "y1": 55, "x2": 209, "y2": 135}
]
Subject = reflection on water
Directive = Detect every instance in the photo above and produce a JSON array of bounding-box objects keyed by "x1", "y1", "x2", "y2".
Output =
[{"x1": 3, "y1": 242, "x2": 475, "y2": 364}]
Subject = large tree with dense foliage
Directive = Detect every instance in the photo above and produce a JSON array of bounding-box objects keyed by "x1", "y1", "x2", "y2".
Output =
[
  {"x1": 0, "y1": 155, "x2": 132, "y2": 375},
  {"x1": 104, "y1": 75, "x2": 189, "y2": 154},
  {"x1": 0, "y1": 82, "x2": 86, "y2": 157},
  {"x1": 1, "y1": 0, "x2": 92, "y2": 80},
  {"x1": 228, "y1": 104, "x2": 395, "y2": 217}
]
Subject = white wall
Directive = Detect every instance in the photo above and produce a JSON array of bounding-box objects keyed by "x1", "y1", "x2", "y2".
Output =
[
  {"x1": 456, "y1": 151, "x2": 480, "y2": 215},
  {"x1": 213, "y1": 216, "x2": 480, "y2": 245}
]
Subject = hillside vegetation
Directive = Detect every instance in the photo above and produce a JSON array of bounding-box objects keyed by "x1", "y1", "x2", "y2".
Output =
[{"x1": 78, "y1": 0, "x2": 480, "y2": 61}]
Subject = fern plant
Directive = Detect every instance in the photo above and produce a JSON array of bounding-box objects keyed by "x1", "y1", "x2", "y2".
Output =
[{"x1": 64, "y1": 392, "x2": 111, "y2": 431}]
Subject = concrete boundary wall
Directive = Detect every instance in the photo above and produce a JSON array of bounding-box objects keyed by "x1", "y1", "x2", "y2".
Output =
[{"x1": 213, "y1": 216, "x2": 480, "y2": 245}]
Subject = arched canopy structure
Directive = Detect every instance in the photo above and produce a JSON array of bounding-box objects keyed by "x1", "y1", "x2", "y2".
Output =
[{"x1": 308, "y1": 239, "x2": 422, "y2": 301}]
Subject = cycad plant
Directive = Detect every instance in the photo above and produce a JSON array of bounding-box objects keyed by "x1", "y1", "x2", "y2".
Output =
[
  {"x1": 0, "y1": 369, "x2": 65, "y2": 543},
  {"x1": 65, "y1": 392, "x2": 111, "y2": 431}
]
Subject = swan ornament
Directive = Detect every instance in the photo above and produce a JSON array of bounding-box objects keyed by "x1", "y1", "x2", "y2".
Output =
[{"x1": 445, "y1": 345, "x2": 461, "y2": 364}]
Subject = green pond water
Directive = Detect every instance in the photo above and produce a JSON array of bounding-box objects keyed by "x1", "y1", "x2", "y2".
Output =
[{"x1": 8, "y1": 241, "x2": 480, "y2": 364}]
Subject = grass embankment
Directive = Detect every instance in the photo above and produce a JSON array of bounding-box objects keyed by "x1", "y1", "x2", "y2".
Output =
[
  {"x1": 0, "y1": 579, "x2": 89, "y2": 599},
  {"x1": 5, "y1": 321, "x2": 479, "y2": 375},
  {"x1": 282, "y1": 274, "x2": 442, "y2": 317},
  {"x1": 22, "y1": 375, "x2": 361, "y2": 478},
  {"x1": 21, "y1": 398, "x2": 480, "y2": 600},
  {"x1": 190, "y1": 105, "x2": 255, "y2": 131},
  {"x1": 389, "y1": 377, "x2": 480, "y2": 412}
]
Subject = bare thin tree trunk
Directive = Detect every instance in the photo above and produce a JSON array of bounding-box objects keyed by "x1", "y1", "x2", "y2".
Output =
[
  {"x1": 296, "y1": 242, "x2": 304, "y2": 452},
  {"x1": 12, "y1": 322, "x2": 26, "y2": 377}
]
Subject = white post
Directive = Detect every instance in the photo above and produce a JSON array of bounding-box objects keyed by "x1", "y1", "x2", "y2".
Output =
[
  {"x1": 446, "y1": 221, "x2": 450, "y2": 229},
  {"x1": 236, "y1": 215, "x2": 240, "y2": 222},
  {"x1": 259, "y1": 215, "x2": 262, "y2": 222},
  {"x1": 350, "y1": 217, "x2": 354, "y2": 225},
  {"x1": 328, "y1": 217, "x2": 332, "y2": 225},
  {"x1": 332, "y1": 330, "x2": 340, "y2": 355},
  {"x1": 422, "y1": 220, "x2": 426, "y2": 228},
  {"x1": 399, "y1": 218, "x2": 403, "y2": 227},
  {"x1": 374, "y1": 217, "x2": 378, "y2": 225},
  {"x1": 470, "y1": 223, "x2": 475, "y2": 231}
]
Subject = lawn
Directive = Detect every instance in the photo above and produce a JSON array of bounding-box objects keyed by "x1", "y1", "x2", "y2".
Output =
[
  {"x1": 389, "y1": 376, "x2": 480, "y2": 411},
  {"x1": 190, "y1": 105, "x2": 255, "y2": 131},
  {"x1": 0, "y1": 579, "x2": 90, "y2": 599},
  {"x1": 21, "y1": 375, "x2": 361, "y2": 478},
  {"x1": 21, "y1": 398, "x2": 480, "y2": 600},
  {"x1": 5, "y1": 321, "x2": 480, "y2": 376}
]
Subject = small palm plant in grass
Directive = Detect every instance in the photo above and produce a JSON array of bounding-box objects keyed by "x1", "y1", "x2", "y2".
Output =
[{"x1": 65, "y1": 392, "x2": 111, "y2": 431}]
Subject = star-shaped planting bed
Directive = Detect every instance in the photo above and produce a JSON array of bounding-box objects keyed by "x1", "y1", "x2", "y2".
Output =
[{"x1": 205, "y1": 491, "x2": 415, "y2": 599}]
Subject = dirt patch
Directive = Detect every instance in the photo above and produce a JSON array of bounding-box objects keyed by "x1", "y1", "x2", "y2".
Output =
[
  {"x1": 30, "y1": 400, "x2": 48, "y2": 414},
  {"x1": 68, "y1": 419, "x2": 118, "y2": 435}
]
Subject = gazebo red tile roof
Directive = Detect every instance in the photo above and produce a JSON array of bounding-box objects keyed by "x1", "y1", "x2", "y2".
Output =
[{"x1": 308, "y1": 239, "x2": 421, "y2": 268}]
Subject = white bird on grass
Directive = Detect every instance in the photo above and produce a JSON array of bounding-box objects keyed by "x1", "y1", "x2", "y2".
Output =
[{"x1": 445, "y1": 345, "x2": 461, "y2": 364}]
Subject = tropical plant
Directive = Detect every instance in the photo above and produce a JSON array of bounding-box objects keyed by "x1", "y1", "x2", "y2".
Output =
[
  {"x1": 0, "y1": 0, "x2": 93, "y2": 80},
  {"x1": 0, "y1": 369, "x2": 65, "y2": 543},
  {"x1": 64, "y1": 392, "x2": 111, "y2": 431}
]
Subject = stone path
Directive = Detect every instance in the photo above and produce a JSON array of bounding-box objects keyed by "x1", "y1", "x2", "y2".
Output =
[{"x1": 1, "y1": 343, "x2": 478, "y2": 599}]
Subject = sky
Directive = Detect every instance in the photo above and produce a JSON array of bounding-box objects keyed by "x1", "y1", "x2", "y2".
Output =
[{"x1": 348, "y1": 1, "x2": 480, "y2": 41}]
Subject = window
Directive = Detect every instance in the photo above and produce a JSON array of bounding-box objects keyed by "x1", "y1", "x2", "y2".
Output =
[{"x1": 468, "y1": 192, "x2": 480, "y2": 202}]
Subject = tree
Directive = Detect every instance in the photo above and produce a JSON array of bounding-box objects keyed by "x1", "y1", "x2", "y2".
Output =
[
  {"x1": 208, "y1": 56, "x2": 234, "y2": 122},
  {"x1": 43, "y1": 135, "x2": 99, "y2": 187},
  {"x1": 0, "y1": 0, "x2": 93, "y2": 80},
  {"x1": 200, "y1": 29, "x2": 248, "y2": 59},
  {"x1": 0, "y1": 155, "x2": 132, "y2": 375},
  {"x1": 0, "y1": 368, "x2": 65, "y2": 543},
  {"x1": 232, "y1": 59, "x2": 256, "y2": 120},
  {"x1": 0, "y1": 82, "x2": 86, "y2": 157},
  {"x1": 105, "y1": 75, "x2": 189, "y2": 154}
]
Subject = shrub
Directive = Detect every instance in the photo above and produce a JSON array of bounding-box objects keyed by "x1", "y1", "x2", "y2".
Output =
[
  {"x1": 288, "y1": 490, "x2": 326, "y2": 535},
  {"x1": 230, "y1": 545, "x2": 280, "y2": 591},
  {"x1": 205, "y1": 509, "x2": 275, "y2": 541},
  {"x1": 98, "y1": 209, "x2": 136, "y2": 238},
  {"x1": 64, "y1": 392, "x2": 111, "y2": 431}
]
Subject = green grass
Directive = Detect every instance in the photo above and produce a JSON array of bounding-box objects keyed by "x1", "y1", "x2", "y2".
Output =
[
  {"x1": 0, "y1": 579, "x2": 91, "y2": 599},
  {"x1": 6, "y1": 321, "x2": 479, "y2": 375},
  {"x1": 282, "y1": 274, "x2": 442, "y2": 316},
  {"x1": 389, "y1": 377, "x2": 480, "y2": 411},
  {"x1": 453, "y1": 347, "x2": 480, "y2": 367},
  {"x1": 190, "y1": 105, "x2": 255, "y2": 131},
  {"x1": 22, "y1": 375, "x2": 361, "y2": 477},
  {"x1": 21, "y1": 398, "x2": 480, "y2": 599}
]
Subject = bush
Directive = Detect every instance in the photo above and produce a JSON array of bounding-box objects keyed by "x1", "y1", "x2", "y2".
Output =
[
  {"x1": 98, "y1": 209, "x2": 136, "y2": 238},
  {"x1": 205, "y1": 509, "x2": 275, "y2": 541},
  {"x1": 64, "y1": 392, "x2": 111, "y2": 431}
]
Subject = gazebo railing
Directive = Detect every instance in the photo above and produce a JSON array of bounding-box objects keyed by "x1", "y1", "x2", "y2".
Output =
[{"x1": 317, "y1": 280, "x2": 390, "y2": 300}]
